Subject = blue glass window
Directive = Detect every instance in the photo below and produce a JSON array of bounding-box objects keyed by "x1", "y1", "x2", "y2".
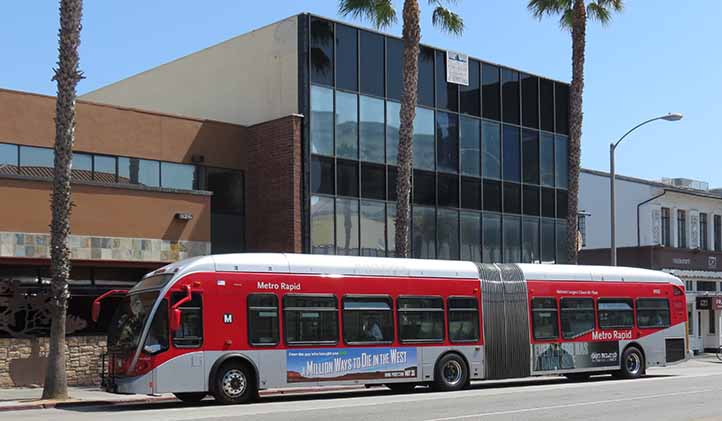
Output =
[
  {"x1": 413, "y1": 107, "x2": 435, "y2": 170},
  {"x1": 482, "y1": 121, "x2": 501, "y2": 179},
  {"x1": 359, "y1": 96, "x2": 385, "y2": 163},
  {"x1": 311, "y1": 85, "x2": 334, "y2": 156},
  {"x1": 161, "y1": 162, "x2": 195, "y2": 190},
  {"x1": 335, "y1": 24, "x2": 357, "y2": 91},
  {"x1": 502, "y1": 125, "x2": 520, "y2": 182},
  {"x1": 460, "y1": 116, "x2": 480, "y2": 176},
  {"x1": 335, "y1": 91, "x2": 358, "y2": 159},
  {"x1": 386, "y1": 101, "x2": 400, "y2": 164},
  {"x1": 436, "y1": 112, "x2": 459, "y2": 173}
]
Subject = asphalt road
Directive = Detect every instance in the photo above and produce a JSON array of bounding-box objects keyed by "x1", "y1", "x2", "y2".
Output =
[{"x1": 7, "y1": 357, "x2": 722, "y2": 421}]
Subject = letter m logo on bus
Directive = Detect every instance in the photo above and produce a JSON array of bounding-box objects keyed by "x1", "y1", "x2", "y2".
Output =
[{"x1": 224, "y1": 314, "x2": 233, "y2": 324}]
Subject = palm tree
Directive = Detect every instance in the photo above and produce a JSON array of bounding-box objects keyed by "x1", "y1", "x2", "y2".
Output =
[
  {"x1": 42, "y1": 0, "x2": 84, "y2": 400},
  {"x1": 339, "y1": 0, "x2": 463, "y2": 257},
  {"x1": 528, "y1": 0, "x2": 622, "y2": 264}
]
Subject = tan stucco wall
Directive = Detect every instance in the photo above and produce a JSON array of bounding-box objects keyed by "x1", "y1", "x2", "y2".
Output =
[
  {"x1": 0, "y1": 89, "x2": 246, "y2": 170},
  {"x1": 0, "y1": 178, "x2": 210, "y2": 242},
  {"x1": 80, "y1": 16, "x2": 299, "y2": 126}
]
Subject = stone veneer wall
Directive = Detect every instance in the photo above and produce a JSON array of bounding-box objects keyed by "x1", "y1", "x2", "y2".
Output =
[
  {"x1": 0, "y1": 336, "x2": 107, "y2": 387},
  {"x1": 0, "y1": 231, "x2": 210, "y2": 262}
]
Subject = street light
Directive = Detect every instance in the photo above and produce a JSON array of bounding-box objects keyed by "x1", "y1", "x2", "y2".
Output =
[{"x1": 610, "y1": 113, "x2": 683, "y2": 266}]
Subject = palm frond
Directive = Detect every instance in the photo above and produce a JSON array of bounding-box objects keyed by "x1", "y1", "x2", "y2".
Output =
[
  {"x1": 587, "y1": 0, "x2": 623, "y2": 25},
  {"x1": 527, "y1": 0, "x2": 572, "y2": 20},
  {"x1": 431, "y1": 6, "x2": 464, "y2": 35},
  {"x1": 559, "y1": 7, "x2": 574, "y2": 30},
  {"x1": 596, "y1": 0, "x2": 624, "y2": 13},
  {"x1": 338, "y1": 0, "x2": 397, "y2": 29}
]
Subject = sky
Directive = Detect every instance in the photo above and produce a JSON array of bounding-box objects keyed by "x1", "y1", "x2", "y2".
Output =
[{"x1": 2, "y1": 1, "x2": 720, "y2": 186}]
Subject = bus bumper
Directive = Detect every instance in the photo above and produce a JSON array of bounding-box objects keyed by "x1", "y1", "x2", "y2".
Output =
[
  {"x1": 104, "y1": 372, "x2": 154, "y2": 395},
  {"x1": 115, "y1": 372, "x2": 154, "y2": 395}
]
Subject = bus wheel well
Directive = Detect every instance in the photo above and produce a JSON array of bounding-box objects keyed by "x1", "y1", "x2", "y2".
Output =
[
  {"x1": 435, "y1": 351, "x2": 471, "y2": 379},
  {"x1": 622, "y1": 343, "x2": 646, "y2": 373},
  {"x1": 209, "y1": 355, "x2": 259, "y2": 393}
]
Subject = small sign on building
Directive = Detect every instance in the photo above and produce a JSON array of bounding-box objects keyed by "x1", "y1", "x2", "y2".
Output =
[{"x1": 446, "y1": 51, "x2": 469, "y2": 86}]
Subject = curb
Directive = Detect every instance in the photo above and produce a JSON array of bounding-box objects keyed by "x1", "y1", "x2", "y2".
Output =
[{"x1": 0, "y1": 385, "x2": 371, "y2": 412}]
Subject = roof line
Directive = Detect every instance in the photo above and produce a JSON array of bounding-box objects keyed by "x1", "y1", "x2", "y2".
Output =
[
  {"x1": 0, "y1": 87, "x2": 246, "y2": 128},
  {"x1": 304, "y1": 12, "x2": 570, "y2": 86},
  {"x1": 582, "y1": 167, "x2": 722, "y2": 200}
]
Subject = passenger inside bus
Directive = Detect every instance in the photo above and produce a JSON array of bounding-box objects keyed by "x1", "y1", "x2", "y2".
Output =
[{"x1": 363, "y1": 318, "x2": 384, "y2": 341}]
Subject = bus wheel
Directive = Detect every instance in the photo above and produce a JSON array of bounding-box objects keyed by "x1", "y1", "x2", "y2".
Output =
[
  {"x1": 386, "y1": 383, "x2": 416, "y2": 393},
  {"x1": 564, "y1": 373, "x2": 589, "y2": 382},
  {"x1": 618, "y1": 347, "x2": 645, "y2": 379},
  {"x1": 433, "y1": 354, "x2": 468, "y2": 392},
  {"x1": 212, "y1": 362, "x2": 256, "y2": 404},
  {"x1": 174, "y1": 392, "x2": 207, "y2": 403}
]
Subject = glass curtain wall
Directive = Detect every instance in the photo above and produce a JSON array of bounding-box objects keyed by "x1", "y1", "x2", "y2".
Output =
[{"x1": 307, "y1": 16, "x2": 570, "y2": 263}]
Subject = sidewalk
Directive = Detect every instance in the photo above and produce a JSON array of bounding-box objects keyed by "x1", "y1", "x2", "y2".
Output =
[
  {"x1": 0, "y1": 386, "x2": 175, "y2": 411},
  {"x1": 0, "y1": 384, "x2": 369, "y2": 412}
]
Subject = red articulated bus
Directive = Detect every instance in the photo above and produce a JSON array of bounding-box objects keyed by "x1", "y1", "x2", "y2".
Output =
[{"x1": 96, "y1": 253, "x2": 688, "y2": 404}]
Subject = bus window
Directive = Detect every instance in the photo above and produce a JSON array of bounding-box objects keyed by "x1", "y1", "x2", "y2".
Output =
[
  {"x1": 448, "y1": 297, "x2": 480, "y2": 342},
  {"x1": 397, "y1": 297, "x2": 444, "y2": 343},
  {"x1": 171, "y1": 292, "x2": 203, "y2": 348},
  {"x1": 531, "y1": 298, "x2": 558, "y2": 340},
  {"x1": 342, "y1": 296, "x2": 393, "y2": 344},
  {"x1": 248, "y1": 294, "x2": 279, "y2": 346},
  {"x1": 636, "y1": 298, "x2": 670, "y2": 328},
  {"x1": 560, "y1": 298, "x2": 594, "y2": 339},
  {"x1": 283, "y1": 295, "x2": 338, "y2": 345},
  {"x1": 597, "y1": 298, "x2": 633, "y2": 329}
]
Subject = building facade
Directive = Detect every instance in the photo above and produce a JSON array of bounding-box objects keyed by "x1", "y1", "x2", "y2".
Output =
[
  {"x1": 83, "y1": 14, "x2": 572, "y2": 265},
  {"x1": 0, "y1": 13, "x2": 570, "y2": 385},
  {"x1": 579, "y1": 168, "x2": 722, "y2": 353}
]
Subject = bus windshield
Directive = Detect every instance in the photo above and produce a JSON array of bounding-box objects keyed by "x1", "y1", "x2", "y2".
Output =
[{"x1": 107, "y1": 291, "x2": 167, "y2": 353}]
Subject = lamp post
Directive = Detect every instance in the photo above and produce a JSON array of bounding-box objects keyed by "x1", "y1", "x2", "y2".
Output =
[{"x1": 610, "y1": 113, "x2": 683, "y2": 266}]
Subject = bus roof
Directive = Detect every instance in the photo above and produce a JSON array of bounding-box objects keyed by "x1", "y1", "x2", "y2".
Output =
[
  {"x1": 518, "y1": 263, "x2": 684, "y2": 286},
  {"x1": 148, "y1": 253, "x2": 683, "y2": 287}
]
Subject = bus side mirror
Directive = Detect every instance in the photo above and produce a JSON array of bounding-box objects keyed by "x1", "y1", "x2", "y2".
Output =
[{"x1": 170, "y1": 308, "x2": 182, "y2": 332}]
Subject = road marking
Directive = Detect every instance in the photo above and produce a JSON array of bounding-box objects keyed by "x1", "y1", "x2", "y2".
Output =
[{"x1": 424, "y1": 389, "x2": 716, "y2": 421}]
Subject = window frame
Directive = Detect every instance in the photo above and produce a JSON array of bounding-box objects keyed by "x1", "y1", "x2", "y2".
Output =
[
  {"x1": 447, "y1": 296, "x2": 480, "y2": 343},
  {"x1": 396, "y1": 295, "x2": 445, "y2": 344},
  {"x1": 342, "y1": 294, "x2": 394, "y2": 345},
  {"x1": 283, "y1": 294, "x2": 339, "y2": 346},
  {"x1": 559, "y1": 297, "x2": 595, "y2": 340},
  {"x1": 170, "y1": 292, "x2": 204, "y2": 349},
  {"x1": 247, "y1": 293, "x2": 280, "y2": 347},
  {"x1": 597, "y1": 297, "x2": 635, "y2": 329},
  {"x1": 636, "y1": 298, "x2": 671, "y2": 329},
  {"x1": 531, "y1": 297, "x2": 559, "y2": 341}
]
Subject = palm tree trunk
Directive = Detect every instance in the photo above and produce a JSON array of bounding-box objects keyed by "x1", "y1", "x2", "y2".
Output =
[
  {"x1": 395, "y1": 0, "x2": 420, "y2": 258},
  {"x1": 42, "y1": 0, "x2": 83, "y2": 400},
  {"x1": 566, "y1": 0, "x2": 586, "y2": 264}
]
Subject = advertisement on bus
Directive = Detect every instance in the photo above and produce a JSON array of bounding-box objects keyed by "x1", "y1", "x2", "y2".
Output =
[
  {"x1": 533, "y1": 341, "x2": 619, "y2": 371},
  {"x1": 287, "y1": 347, "x2": 418, "y2": 383}
]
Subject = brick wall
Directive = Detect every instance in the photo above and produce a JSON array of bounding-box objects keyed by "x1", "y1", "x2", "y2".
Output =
[
  {"x1": 245, "y1": 115, "x2": 303, "y2": 253},
  {"x1": 0, "y1": 336, "x2": 106, "y2": 387}
]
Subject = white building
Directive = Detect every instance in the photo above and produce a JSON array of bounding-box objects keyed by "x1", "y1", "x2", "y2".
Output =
[{"x1": 579, "y1": 168, "x2": 722, "y2": 354}]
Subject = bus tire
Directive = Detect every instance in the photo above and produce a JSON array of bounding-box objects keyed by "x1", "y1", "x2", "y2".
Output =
[
  {"x1": 174, "y1": 392, "x2": 206, "y2": 403},
  {"x1": 433, "y1": 354, "x2": 468, "y2": 392},
  {"x1": 212, "y1": 361, "x2": 256, "y2": 405},
  {"x1": 617, "y1": 346, "x2": 645, "y2": 379},
  {"x1": 386, "y1": 383, "x2": 417, "y2": 393}
]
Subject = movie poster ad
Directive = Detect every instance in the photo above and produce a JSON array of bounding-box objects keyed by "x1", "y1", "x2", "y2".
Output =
[
  {"x1": 287, "y1": 348, "x2": 417, "y2": 383},
  {"x1": 533, "y1": 341, "x2": 619, "y2": 371}
]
